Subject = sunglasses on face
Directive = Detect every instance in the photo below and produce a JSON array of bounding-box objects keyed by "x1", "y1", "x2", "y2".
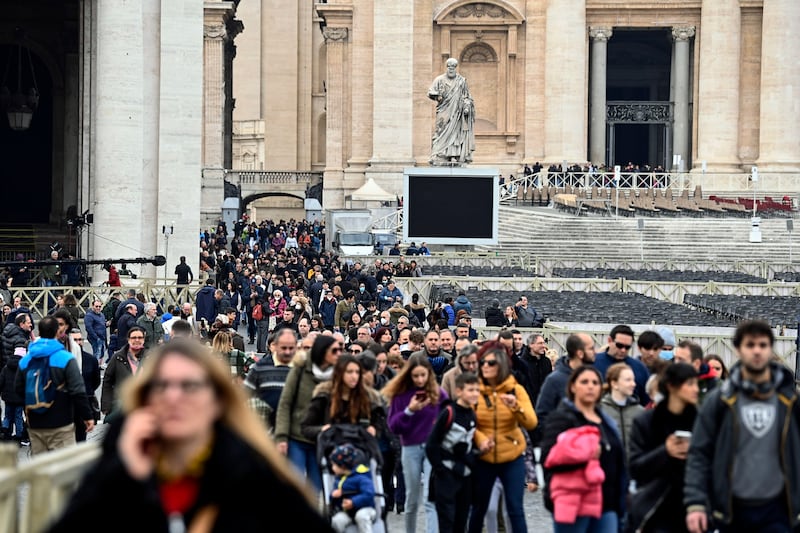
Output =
[
  {"x1": 480, "y1": 359, "x2": 498, "y2": 367},
  {"x1": 614, "y1": 342, "x2": 632, "y2": 350}
]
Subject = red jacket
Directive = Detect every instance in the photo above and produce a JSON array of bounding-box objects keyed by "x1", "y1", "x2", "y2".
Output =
[
  {"x1": 107, "y1": 266, "x2": 121, "y2": 287},
  {"x1": 544, "y1": 425, "x2": 605, "y2": 523}
]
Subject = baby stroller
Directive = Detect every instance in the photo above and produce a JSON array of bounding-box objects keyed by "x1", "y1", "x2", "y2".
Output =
[{"x1": 317, "y1": 424, "x2": 387, "y2": 533}]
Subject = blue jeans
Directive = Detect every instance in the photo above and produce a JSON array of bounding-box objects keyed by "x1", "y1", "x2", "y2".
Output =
[
  {"x1": 2, "y1": 404, "x2": 24, "y2": 437},
  {"x1": 287, "y1": 439, "x2": 322, "y2": 492},
  {"x1": 468, "y1": 456, "x2": 527, "y2": 533},
  {"x1": 553, "y1": 511, "x2": 619, "y2": 533},
  {"x1": 401, "y1": 444, "x2": 437, "y2": 533},
  {"x1": 90, "y1": 337, "x2": 106, "y2": 361}
]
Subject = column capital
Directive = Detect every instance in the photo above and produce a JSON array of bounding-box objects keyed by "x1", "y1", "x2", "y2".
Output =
[
  {"x1": 589, "y1": 27, "x2": 613, "y2": 42},
  {"x1": 672, "y1": 26, "x2": 696, "y2": 41},
  {"x1": 322, "y1": 27, "x2": 349, "y2": 43},
  {"x1": 204, "y1": 22, "x2": 226, "y2": 39}
]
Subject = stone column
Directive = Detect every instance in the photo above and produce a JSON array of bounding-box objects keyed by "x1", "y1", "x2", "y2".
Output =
[
  {"x1": 696, "y1": 0, "x2": 740, "y2": 172},
  {"x1": 757, "y1": 0, "x2": 800, "y2": 171},
  {"x1": 368, "y1": 0, "x2": 414, "y2": 194},
  {"x1": 202, "y1": 2, "x2": 237, "y2": 229},
  {"x1": 159, "y1": 0, "x2": 204, "y2": 271},
  {"x1": 92, "y1": 0, "x2": 145, "y2": 260},
  {"x1": 589, "y1": 27, "x2": 612, "y2": 166},
  {"x1": 543, "y1": 0, "x2": 587, "y2": 164},
  {"x1": 671, "y1": 26, "x2": 695, "y2": 171}
]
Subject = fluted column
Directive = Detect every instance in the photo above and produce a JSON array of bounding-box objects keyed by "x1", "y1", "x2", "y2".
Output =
[
  {"x1": 544, "y1": 0, "x2": 587, "y2": 164},
  {"x1": 671, "y1": 26, "x2": 695, "y2": 171},
  {"x1": 696, "y1": 0, "x2": 741, "y2": 172},
  {"x1": 589, "y1": 27, "x2": 612, "y2": 166},
  {"x1": 757, "y1": 0, "x2": 800, "y2": 171},
  {"x1": 203, "y1": 18, "x2": 227, "y2": 167}
]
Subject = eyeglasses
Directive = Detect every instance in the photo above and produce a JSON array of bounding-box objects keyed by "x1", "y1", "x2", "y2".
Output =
[
  {"x1": 331, "y1": 348, "x2": 342, "y2": 354},
  {"x1": 480, "y1": 359, "x2": 498, "y2": 367},
  {"x1": 614, "y1": 342, "x2": 632, "y2": 351},
  {"x1": 149, "y1": 379, "x2": 211, "y2": 396},
  {"x1": 72, "y1": 337, "x2": 84, "y2": 342},
  {"x1": 462, "y1": 360, "x2": 479, "y2": 368}
]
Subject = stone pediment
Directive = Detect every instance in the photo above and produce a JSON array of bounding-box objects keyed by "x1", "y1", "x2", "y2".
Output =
[{"x1": 434, "y1": 1, "x2": 525, "y2": 25}]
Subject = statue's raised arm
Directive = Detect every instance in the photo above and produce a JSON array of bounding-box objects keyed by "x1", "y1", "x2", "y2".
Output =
[{"x1": 428, "y1": 58, "x2": 475, "y2": 166}]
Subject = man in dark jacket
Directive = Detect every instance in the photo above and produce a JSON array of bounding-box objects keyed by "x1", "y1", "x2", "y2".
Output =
[
  {"x1": 113, "y1": 289, "x2": 144, "y2": 322},
  {"x1": 2, "y1": 313, "x2": 32, "y2": 366},
  {"x1": 594, "y1": 324, "x2": 650, "y2": 406},
  {"x1": 84, "y1": 299, "x2": 107, "y2": 362},
  {"x1": 195, "y1": 279, "x2": 218, "y2": 325},
  {"x1": 116, "y1": 304, "x2": 139, "y2": 341},
  {"x1": 411, "y1": 329, "x2": 452, "y2": 383},
  {"x1": 521, "y1": 333, "x2": 552, "y2": 406},
  {"x1": 685, "y1": 320, "x2": 800, "y2": 533},
  {"x1": 536, "y1": 333, "x2": 594, "y2": 431},
  {"x1": 514, "y1": 295, "x2": 542, "y2": 327},
  {"x1": 15, "y1": 316, "x2": 94, "y2": 455},
  {"x1": 69, "y1": 329, "x2": 101, "y2": 442}
]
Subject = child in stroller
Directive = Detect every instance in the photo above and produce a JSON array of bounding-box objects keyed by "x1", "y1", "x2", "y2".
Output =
[
  {"x1": 318, "y1": 424, "x2": 386, "y2": 533},
  {"x1": 330, "y1": 443, "x2": 376, "y2": 533}
]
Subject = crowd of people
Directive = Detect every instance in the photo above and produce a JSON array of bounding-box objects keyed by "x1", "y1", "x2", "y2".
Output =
[{"x1": 0, "y1": 216, "x2": 797, "y2": 533}]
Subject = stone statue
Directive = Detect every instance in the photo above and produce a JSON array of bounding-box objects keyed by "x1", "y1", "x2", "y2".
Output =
[{"x1": 428, "y1": 58, "x2": 475, "y2": 166}]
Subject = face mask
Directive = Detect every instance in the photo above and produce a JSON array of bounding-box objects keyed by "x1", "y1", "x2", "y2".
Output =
[
  {"x1": 400, "y1": 343, "x2": 409, "y2": 351},
  {"x1": 359, "y1": 287, "x2": 365, "y2": 293},
  {"x1": 659, "y1": 350, "x2": 674, "y2": 360},
  {"x1": 381, "y1": 318, "x2": 389, "y2": 325}
]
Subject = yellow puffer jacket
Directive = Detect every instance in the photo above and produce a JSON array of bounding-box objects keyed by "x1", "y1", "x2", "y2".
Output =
[{"x1": 473, "y1": 375, "x2": 538, "y2": 464}]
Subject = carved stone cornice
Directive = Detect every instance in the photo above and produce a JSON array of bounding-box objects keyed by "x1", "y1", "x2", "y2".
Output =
[
  {"x1": 672, "y1": 26, "x2": 696, "y2": 41},
  {"x1": 322, "y1": 27, "x2": 349, "y2": 43},
  {"x1": 589, "y1": 27, "x2": 613, "y2": 42}
]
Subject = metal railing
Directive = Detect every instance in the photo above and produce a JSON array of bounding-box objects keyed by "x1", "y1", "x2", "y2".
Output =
[
  {"x1": 369, "y1": 209, "x2": 403, "y2": 232},
  {"x1": 0, "y1": 441, "x2": 101, "y2": 533}
]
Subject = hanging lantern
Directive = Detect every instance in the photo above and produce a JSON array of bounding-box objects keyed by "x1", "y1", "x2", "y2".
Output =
[{"x1": 1, "y1": 38, "x2": 40, "y2": 132}]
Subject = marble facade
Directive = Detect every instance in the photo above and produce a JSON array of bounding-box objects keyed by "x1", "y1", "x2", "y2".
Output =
[{"x1": 232, "y1": 0, "x2": 800, "y2": 208}]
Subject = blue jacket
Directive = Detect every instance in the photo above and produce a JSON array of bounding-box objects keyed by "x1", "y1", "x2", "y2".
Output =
[
  {"x1": 535, "y1": 356, "x2": 574, "y2": 429},
  {"x1": 319, "y1": 299, "x2": 337, "y2": 328},
  {"x1": 195, "y1": 285, "x2": 217, "y2": 325},
  {"x1": 331, "y1": 465, "x2": 375, "y2": 512},
  {"x1": 15, "y1": 338, "x2": 91, "y2": 429},
  {"x1": 453, "y1": 296, "x2": 472, "y2": 316},
  {"x1": 443, "y1": 304, "x2": 456, "y2": 326},
  {"x1": 594, "y1": 351, "x2": 651, "y2": 406},
  {"x1": 84, "y1": 310, "x2": 107, "y2": 343},
  {"x1": 378, "y1": 287, "x2": 403, "y2": 310}
]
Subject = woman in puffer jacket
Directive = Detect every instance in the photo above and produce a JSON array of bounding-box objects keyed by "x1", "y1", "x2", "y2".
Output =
[{"x1": 468, "y1": 342, "x2": 537, "y2": 533}]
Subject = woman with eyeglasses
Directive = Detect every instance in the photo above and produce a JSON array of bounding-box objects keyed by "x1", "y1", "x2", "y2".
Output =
[
  {"x1": 274, "y1": 335, "x2": 341, "y2": 493},
  {"x1": 541, "y1": 366, "x2": 626, "y2": 533},
  {"x1": 468, "y1": 342, "x2": 537, "y2": 533},
  {"x1": 49, "y1": 339, "x2": 332, "y2": 533},
  {"x1": 383, "y1": 354, "x2": 447, "y2": 533}
]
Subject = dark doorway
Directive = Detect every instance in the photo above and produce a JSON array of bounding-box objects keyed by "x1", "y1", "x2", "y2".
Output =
[
  {"x1": 606, "y1": 29, "x2": 672, "y2": 168},
  {"x1": 0, "y1": 45, "x2": 53, "y2": 224}
]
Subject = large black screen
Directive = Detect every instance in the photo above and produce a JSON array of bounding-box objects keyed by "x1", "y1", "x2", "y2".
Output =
[{"x1": 405, "y1": 175, "x2": 495, "y2": 240}]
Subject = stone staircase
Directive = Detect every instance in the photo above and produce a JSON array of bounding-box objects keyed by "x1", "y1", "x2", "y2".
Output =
[{"x1": 479, "y1": 206, "x2": 798, "y2": 264}]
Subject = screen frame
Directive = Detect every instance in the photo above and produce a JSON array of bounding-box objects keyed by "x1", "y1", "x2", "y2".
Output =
[{"x1": 402, "y1": 167, "x2": 500, "y2": 245}]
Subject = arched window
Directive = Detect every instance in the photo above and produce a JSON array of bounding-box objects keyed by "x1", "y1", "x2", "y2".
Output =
[{"x1": 460, "y1": 42, "x2": 497, "y2": 63}]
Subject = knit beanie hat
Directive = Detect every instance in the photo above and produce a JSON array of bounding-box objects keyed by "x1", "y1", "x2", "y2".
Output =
[{"x1": 330, "y1": 443, "x2": 358, "y2": 470}]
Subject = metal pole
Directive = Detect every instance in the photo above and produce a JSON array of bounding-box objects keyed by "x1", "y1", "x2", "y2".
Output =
[{"x1": 790, "y1": 229, "x2": 793, "y2": 264}]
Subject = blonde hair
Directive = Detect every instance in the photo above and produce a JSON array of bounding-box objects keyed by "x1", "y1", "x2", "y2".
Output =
[
  {"x1": 119, "y1": 338, "x2": 314, "y2": 505},
  {"x1": 211, "y1": 331, "x2": 232, "y2": 355}
]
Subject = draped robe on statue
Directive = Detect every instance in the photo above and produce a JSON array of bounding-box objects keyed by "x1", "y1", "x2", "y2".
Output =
[{"x1": 428, "y1": 73, "x2": 475, "y2": 165}]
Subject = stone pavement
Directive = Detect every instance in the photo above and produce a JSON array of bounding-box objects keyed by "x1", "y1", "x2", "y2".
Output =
[{"x1": 384, "y1": 491, "x2": 554, "y2": 532}]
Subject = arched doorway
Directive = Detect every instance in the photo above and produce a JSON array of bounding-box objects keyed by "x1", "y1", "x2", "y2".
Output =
[
  {"x1": 242, "y1": 192, "x2": 305, "y2": 222},
  {"x1": 0, "y1": 44, "x2": 53, "y2": 223}
]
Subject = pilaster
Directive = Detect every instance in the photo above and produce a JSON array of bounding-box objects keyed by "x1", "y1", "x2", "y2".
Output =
[
  {"x1": 589, "y1": 27, "x2": 612, "y2": 167},
  {"x1": 696, "y1": 0, "x2": 741, "y2": 172}
]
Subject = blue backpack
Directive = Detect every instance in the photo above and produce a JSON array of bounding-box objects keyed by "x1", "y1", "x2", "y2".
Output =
[{"x1": 25, "y1": 357, "x2": 56, "y2": 414}]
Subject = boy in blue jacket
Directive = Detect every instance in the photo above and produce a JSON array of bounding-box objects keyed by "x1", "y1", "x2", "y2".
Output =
[{"x1": 329, "y1": 443, "x2": 376, "y2": 533}]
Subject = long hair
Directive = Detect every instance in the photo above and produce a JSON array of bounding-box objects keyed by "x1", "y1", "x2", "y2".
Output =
[
  {"x1": 119, "y1": 338, "x2": 315, "y2": 505},
  {"x1": 329, "y1": 355, "x2": 372, "y2": 424},
  {"x1": 382, "y1": 353, "x2": 440, "y2": 405},
  {"x1": 211, "y1": 331, "x2": 232, "y2": 355}
]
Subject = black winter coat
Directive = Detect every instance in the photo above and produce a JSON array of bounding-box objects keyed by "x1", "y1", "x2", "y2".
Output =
[
  {"x1": 484, "y1": 306, "x2": 505, "y2": 327},
  {"x1": 0, "y1": 354, "x2": 23, "y2": 404},
  {"x1": 48, "y1": 419, "x2": 333, "y2": 533},
  {"x1": 626, "y1": 401, "x2": 696, "y2": 533},
  {"x1": 1, "y1": 323, "x2": 30, "y2": 366}
]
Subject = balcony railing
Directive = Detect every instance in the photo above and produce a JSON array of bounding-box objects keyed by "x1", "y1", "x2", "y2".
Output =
[{"x1": 228, "y1": 170, "x2": 323, "y2": 186}]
